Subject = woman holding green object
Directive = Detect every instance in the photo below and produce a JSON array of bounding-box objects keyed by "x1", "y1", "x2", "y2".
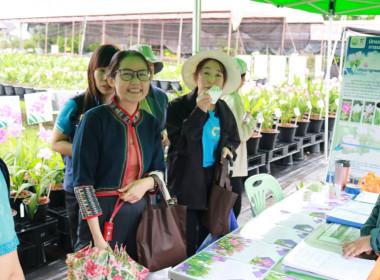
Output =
[{"x1": 166, "y1": 50, "x2": 241, "y2": 256}]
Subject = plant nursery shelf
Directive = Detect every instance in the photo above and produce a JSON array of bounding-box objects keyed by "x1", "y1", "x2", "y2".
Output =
[{"x1": 247, "y1": 152, "x2": 266, "y2": 175}]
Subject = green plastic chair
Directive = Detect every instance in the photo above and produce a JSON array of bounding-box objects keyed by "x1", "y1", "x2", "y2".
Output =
[{"x1": 244, "y1": 174, "x2": 285, "y2": 217}]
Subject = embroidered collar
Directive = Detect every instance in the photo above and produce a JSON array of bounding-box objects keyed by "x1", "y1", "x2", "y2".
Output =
[{"x1": 108, "y1": 98, "x2": 142, "y2": 125}]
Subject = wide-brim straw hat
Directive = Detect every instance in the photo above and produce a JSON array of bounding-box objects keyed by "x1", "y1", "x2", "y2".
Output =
[
  {"x1": 181, "y1": 50, "x2": 241, "y2": 97},
  {"x1": 130, "y1": 44, "x2": 164, "y2": 74}
]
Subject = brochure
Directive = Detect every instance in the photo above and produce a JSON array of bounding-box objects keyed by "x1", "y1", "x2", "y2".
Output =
[{"x1": 283, "y1": 241, "x2": 375, "y2": 280}]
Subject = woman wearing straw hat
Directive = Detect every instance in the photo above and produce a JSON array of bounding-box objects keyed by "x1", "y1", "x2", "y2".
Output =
[
  {"x1": 166, "y1": 50, "x2": 241, "y2": 256},
  {"x1": 222, "y1": 57, "x2": 256, "y2": 219},
  {"x1": 130, "y1": 44, "x2": 169, "y2": 147}
]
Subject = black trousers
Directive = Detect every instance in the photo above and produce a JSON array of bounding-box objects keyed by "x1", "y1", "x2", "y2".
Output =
[
  {"x1": 230, "y1": 176, "x2": 244, "y2": 218},
  {"x1": 65, "y1": 191, "x2": 79, "y2": 252}
]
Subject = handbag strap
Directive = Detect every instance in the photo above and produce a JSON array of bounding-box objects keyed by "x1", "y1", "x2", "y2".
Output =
[
  {"x1": 217, "y1": 158, "x2": 232, "y2": 191},
  {"x1": 109, "y1": 197, "x2": 124, "y2": 223}
]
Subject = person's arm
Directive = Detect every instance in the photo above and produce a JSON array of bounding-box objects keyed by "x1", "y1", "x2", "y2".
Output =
[
  {"x1": 87, "y1": 217, "x2": 108, "y2": 251},
  {"x1": 50, "y1": 127, "x2": 72, "y2": 156},
  {"x1": 0, "y1": 251, "x2": 25, "y2": 280},
  {"x1": 51, "y1": 98, "x2": 78, "y2": 156},
  {"x1": 343, "y1": 236, "x2": 372, "y2": 258}
]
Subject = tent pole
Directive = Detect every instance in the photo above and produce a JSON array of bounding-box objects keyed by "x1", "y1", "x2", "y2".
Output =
[
  {"x1": 227, "y1": 15, "x2": 232, "y2": 55},
  {"x1": 79, "y1": 16, "x2": 87, "y2": 56},
  {"x1": 339, "y1": 28, "x2": 346, "y2": 80},
  {"x1": 177, "y1": 18, "x2": 183, "y2": 62},
  {"x1": 160, "y1": 21, "x2": 164, "y2": 59},
  {"x1": 102, "y1": 20, "x2": 106, "y2": 45},
  {"x1": 45, "y1": 22, "x2": 48, "y2": 54},
  {"x1": 137, "y1": 18, "x2": 141, "y2": 45},
  {"x1": 192, "y1": 0, "x2": 201, "y2": 54},
  {"x1": 71, "y1": 21, "x2": 75, "y2": 55},
  {"x1": 57, "y1": 23, "x2": 60, "y2": 52},
  {"x1": 324, "y1": 15, "x2": 332, "y2": 162},
  {"x1": 280, "y1": 18, "x2": 285, "y2": 55}
]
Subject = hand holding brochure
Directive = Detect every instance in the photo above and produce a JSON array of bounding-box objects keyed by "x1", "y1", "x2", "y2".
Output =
[{"x1": 283, "y1": 240, "x2": 375, "y2": 280}]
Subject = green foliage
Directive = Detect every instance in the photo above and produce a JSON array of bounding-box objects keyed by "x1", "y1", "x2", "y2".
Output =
[
  {"x1": 86, "y1": 43, "x2": 100, "y2": 52},
  {"x1": 0, "y1": 52, "x2": 89, "y2": 89}
]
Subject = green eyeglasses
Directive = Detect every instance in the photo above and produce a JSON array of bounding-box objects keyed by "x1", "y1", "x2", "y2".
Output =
[{"x1": 116, "y1": 69, "x2": 151, "y2": 82}]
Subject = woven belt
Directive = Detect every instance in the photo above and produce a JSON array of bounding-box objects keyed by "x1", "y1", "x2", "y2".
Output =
[{"x1": 95, "y1": 189, "x2": 121, "y2": 197}]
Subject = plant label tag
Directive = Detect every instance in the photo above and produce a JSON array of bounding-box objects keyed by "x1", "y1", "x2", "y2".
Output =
[
  {"x1": 20, "y1": 203, "x2": 24, "y2": 218},
  {"x1": 294, "y1": 107, "x2": 301, "y2": 117},
  {"x1": 317, "y1": 99, "x2": 324, "y2": 108},
  {"x1": 257, "y1": 112, "x2": 264, "y2": 123},
  {"x1": 307, "y1": 101, "x2": 312, "y2": 109},
  {"x1": 335, "y1": 98, "x2": 339, "y2": 106},
  {"x1": 274, "y1": 108, "x2": 282, "y2": 118}
]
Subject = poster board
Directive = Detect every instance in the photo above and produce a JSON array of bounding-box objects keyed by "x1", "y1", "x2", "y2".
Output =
[
  {"x1": 288, "y1": 55, "x2": 308, "y2": 84},
  {"x1": 0, "y1": 96, "x2": 22, "y2": 127},
  {"x1": 329, "y1": 36, "x2": 380, "y2": 183},
  {"x1": 253, "y1": 54, "x2": 268, "y2": 78},
  {"x1": 24, "y1": 92, "x2": 53, "y2": 124},
  {"x1": 269, "y1": 55, "x2": 286, "y2": 85}
]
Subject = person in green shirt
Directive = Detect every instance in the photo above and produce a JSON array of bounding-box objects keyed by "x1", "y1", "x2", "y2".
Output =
[{"x1": 343, "y1": 196, "x2": 380, "y2": 258}]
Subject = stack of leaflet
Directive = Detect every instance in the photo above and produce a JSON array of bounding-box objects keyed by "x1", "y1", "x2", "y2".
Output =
[
  {"x1": 283, "y1": 240, "x2": 375, "y2": 280},
  {"x1": 326, "y1": 192, "x2": 378, "y2": 228}
]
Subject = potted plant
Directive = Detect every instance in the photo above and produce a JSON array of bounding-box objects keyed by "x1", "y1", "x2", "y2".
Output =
[
  {"x1": 254, "y1": 85, "x2": 279, "y2": 150},
  {"x1": 325, "y1": 77, "x2": 340, "y2": 131},
  {"x1": 241, "y1": 88, "x2": 263, "y2": 155},
  {"x1": 276, "y1": 85, "x2": 298, "y2": 143},
  {"x1": 307, "y1": 77, "x2": 324, "y2": 133}
]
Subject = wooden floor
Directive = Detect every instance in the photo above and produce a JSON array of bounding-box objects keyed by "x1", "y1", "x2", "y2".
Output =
[{"x1": 24, "y1": 152, "x2": 327, "y2": 280}]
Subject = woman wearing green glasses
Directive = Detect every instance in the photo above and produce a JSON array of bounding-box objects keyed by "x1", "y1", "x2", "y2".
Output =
[{"x1": 72, "y1": 50, "x2": 165, "y2": 261}]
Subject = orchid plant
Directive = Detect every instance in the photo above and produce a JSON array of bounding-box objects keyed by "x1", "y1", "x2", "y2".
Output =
[{"x1": 0, "y1": 124, "x2": 64, "y2": 219}]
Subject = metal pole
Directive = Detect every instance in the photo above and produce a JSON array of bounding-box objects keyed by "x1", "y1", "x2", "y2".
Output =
[
  {"x1": 177, "y1": 18, "x2": 183, "y2": 62},
  {"x1": 64, "y1": 26, "x2": 67, "y2": 53},
  {"x1": 227, "y1": 15, "x2": 232, "y2": 55},
  {"x1": 324, "y1": 16, "x2": 332, "y2": 162},
  {"x1": 137, "y1": 18, "x2": 141, "y2": 45},
  {"x1": 19, "y1": 22, "x2": 23, "y2": 50},
  {"x1": 80, "y1": 16, "x2": 87, "y2": 55},
  {"x1": 45, "y1": 22, "x2": 48, "y2": 54},
  {"x1": 160, "y1": 21, "x2": 164, "y2": 59},
  {"x1": 338, "y1": 16, "x2": 347, "y2": 80},
  {"x1": 57, "y1": 23, "x2": 60, "y2": 53},
  {"x1": 280, "y1": 18, "x2": 286, "y2": 55},
  {"x1": 71, "y1": 21, "x2": 75, "y2": 54},
  {"x1": 102, "y1": 20, "x2": 106, "y2": 44},
  {"x1": 192, "y1": 0, "x2": 201, "y2": 54}
]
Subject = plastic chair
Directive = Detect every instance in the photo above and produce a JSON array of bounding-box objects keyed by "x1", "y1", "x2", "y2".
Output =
[{"x1": 244, "y1": 174, "x2": 285, "y2": 217}]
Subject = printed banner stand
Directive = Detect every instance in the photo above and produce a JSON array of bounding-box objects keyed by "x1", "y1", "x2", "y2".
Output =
[
  {"x1": 0, "y1": 96, "x2": 22, "y2": 128},
  {"x1": 329, "y1": 36, "x2": 380, "y2": 183},
  {"x1": 24, "y1": 92, "x2": 54, "y2": 124}
]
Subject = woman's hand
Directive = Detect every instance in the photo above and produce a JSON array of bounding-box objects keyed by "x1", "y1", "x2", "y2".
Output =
[
  {"x1": 342, "y1": 236, "x2": 372, "y2": 258},
  {"x1": 118, "y1": 177, "x2": 154, "y2": 203},
  {"x1": 94, "y1": 237, "x2": 110, "y2": 251},
  {"x1": 196, "y1": 91, "x2": 212, "y2": 113},
  {"x1": 220, "y1": 147, "x2": 233, "y2": 164}
]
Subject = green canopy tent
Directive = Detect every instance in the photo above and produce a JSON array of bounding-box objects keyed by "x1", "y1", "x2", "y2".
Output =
[{"x1": 250, "y1": 0, "x2": 380, "y2": 161}]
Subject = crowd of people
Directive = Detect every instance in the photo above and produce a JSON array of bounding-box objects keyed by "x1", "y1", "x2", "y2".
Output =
[{"x1": 1, "y1": 44, "x2": 379, "y2": 278}]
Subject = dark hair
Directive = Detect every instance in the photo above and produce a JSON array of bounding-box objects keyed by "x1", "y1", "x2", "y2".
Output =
[
  {"x1": 194, "y1": 58, "x2": 227, "y2": 83},
  {"x1": 107, "y1": 50, "x2": 151, "y2": 80},
  {"x1": 84, "y1": 44, "x2": 120, "y2": 111}
]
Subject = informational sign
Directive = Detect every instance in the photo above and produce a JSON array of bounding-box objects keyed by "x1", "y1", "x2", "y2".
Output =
[
  {"x1": 0, "y1": 96, "x2": 22, "y2": 128},
  {"x1": 269, "y1": 55, "x2": 286, "y2": 85},
  {"x1": 329, "y1": 36, "x2": 380, "y2": 182},
  {"x1": 253, "y1": 55, "x2": 268, "y2": 78},
  {"x1": 288, "y1": 55, "x2": 308, "y2": 85},
  {"x1": 24, "y1": 92, "x2": 53, "y2": 124}
]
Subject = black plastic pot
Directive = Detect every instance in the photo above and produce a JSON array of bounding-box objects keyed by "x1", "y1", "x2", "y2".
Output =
[
  {"x1": 14, "y1": 86, "x2": 25, "y2": 99},
  {"x1": 259, "y1": 130, "x2": 279, "y2": 150},
  {"x1": 49, "y1": 189, "x2": 65, "y2": 208},
  {"x1": 24, "y1": 199, "x2": 50, "y2": 222},
  {"x1": 247, "y1": 135, "x2": 261, "y2": 155},
  {"x1": 307, "y1": 118, "x2": 324, "y2": 133},
  {"x1": 4, "y1": 85, "x2": 15, "y2": 96},
  {"x1": 328, "y1": 116, "x2": 336, "y2": 132},
  {"x1": 159, "y1": 80, "x2": 171, "y2": 91},
  {"x1": 294, "y1": 120, "x2": 310, "y2": 137},
  {"x1": 170, "y1": 81, "x2": 182, "y2": 92},
  {"x1": 278, "y1": 125, "x2": 298, "y2": 143},
  {"x1": 24, "y1": 87, "x2": 36, "y2": 94},
  {"x1": 151, "y1": 80, "x2": 161, "y2": 89},
  {"x1": 0, "y1": 84, "x2": 5, "y2": 95}
]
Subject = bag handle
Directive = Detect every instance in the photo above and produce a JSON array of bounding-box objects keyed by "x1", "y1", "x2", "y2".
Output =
[{"x1": 216, "y1": 158, "x2": 232, "y2": 191}]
